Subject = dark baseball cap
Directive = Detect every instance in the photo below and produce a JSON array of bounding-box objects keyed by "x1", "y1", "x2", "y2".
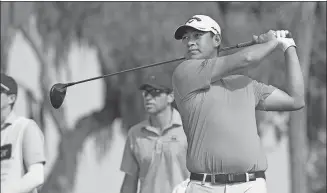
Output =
[
  {"x1": 1, "y1": 73, "x2": 18, "y2": 95},
  {"x1": 139, "y1": 72, "x2": 172, "y2": 91}
]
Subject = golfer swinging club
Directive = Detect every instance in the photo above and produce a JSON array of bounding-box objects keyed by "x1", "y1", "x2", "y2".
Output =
[{"x1": 171, "y1": 15, "x2": 304, "y2": 193}]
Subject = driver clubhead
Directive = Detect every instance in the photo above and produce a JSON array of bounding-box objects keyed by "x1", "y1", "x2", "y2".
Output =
[{"x1": 49, "y1": 83, "x2": 67, "y2": 109}]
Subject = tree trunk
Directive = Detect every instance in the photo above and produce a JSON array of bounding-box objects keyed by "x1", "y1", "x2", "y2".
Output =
[
  {"x1": 40, "y1": 118, "x2": 100, "y2": 193},
  {"x1": 288, "y1": 2, "x2": 317, "y2": 193}
]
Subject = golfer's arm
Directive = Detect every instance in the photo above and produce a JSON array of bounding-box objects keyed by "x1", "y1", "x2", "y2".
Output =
[
  {"x1": 212, "y1": 39, "x2": 279, "y2": 81},
  {"x1": 284, "y1": 47, "x2": 305, "y2": 104},
  {"x1": 258, "y1": 47, "x2": 305, "y2": 111},
  {"x1": 120, "y1": 174, "x2": 138, "y2": 193},
  {"x1": 10, "y1": 163, "x2": 45, "y2": 193}
]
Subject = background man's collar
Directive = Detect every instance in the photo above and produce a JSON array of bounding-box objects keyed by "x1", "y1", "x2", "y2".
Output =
[
  {"x1": 143, "y1": 108, "x2": 183, "y2": 134},
  {"x1": 1, "y1": 112, "x2": 16, "y2": 130},
  {"x1": 4, "y1": 112, "x2": 17, "y2": 125}
]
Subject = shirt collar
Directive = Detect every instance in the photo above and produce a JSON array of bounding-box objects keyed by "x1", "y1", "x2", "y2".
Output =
[
  {"x1": 144, "y1": 108, "x2": 182, "y2": 134},
  {"x1": 1, "y1": 111, "x2": 17, "y2": 130}
]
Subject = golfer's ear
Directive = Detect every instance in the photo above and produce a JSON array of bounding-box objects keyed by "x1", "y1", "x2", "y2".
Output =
[
  {"x1": 168, "y1": 92, "x2": 174, "y2": 103},
  {"x1": 214, "y1": 34, "x2": 221, "y2": 47},
  {"x1": 8, "y1": 94, "x2": 16, "y2": 105}
]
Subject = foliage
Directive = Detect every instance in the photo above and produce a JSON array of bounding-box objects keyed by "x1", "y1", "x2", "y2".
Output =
[{"x1": 1, "y1": 2, "x2": 325, "y2": 193}]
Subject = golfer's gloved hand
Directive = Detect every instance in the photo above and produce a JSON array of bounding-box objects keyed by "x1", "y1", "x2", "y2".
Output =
[
  {"x1": 274, "y1": 30, "x2": 297, "y2": 52},
  {"x1": 252, "y1": 30, "x2": 277, "y2": 44}
]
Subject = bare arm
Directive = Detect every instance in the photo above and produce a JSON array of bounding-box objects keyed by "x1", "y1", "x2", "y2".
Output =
[
  {"x1": 256, "y1": 47, "x2": 305, "y2": 111},
  {"x1": 120, "y1": 130, "x2": 140, "y2": 193},
  {"x1": 5, "y1": 163, "x2": 44, "y2": 193},
  {"x1": 120, "y1": 174, "x2": 139, "y2": 193},
  {"x1": 5, "y1": 120, "x2": 46, "y2": 193},
  {"x1": 211, "y1": 38, "x2": 279, "y2": 82}
]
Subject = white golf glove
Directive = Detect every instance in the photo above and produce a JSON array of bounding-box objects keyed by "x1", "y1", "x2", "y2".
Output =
[
  {"x1": 274, "y1": 30, "x2": 296, "y2": 52},
  {"x1": 172, "y1": 178, "x2": 190, "y2": 193}
]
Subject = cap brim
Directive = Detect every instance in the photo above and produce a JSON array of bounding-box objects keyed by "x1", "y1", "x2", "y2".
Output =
[
  {"x1": 174, "y1": 25, "x2": 211, "y2": 40},
  {"x1": 1, "y1": 83, "x2": 10, "y2": 91},
  {"x1": 139, "y1": 83, "x2": 166, "y2": 90}
]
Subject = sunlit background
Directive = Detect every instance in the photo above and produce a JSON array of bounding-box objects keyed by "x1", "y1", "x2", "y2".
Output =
[{"x1": 1, "y1": 2, "x2": 326, "y2": 193}]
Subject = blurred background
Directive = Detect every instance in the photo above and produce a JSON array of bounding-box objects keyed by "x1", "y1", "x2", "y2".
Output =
[{"x1": 0, "y1": 2, "x2": 326, "y2": 193}]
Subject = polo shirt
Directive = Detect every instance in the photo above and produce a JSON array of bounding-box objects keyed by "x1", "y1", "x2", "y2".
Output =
[
  {"x1": 172, "y1": 59, "x2": 276, "y2": 174},
  {"x1": 120, "y1": 108, "x2": 189, "y2": 193},
  {"x1": 1, "y1": 112, "x2": 46, "y2": 193}
]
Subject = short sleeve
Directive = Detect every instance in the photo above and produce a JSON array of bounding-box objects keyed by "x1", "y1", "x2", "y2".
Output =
[
  {"x1": 252, "y1": 79, "x2": 276, "y2": 106},
  {"x1": 120, "y1": 133, "x2": 139, "y2": 177},
  {"x1": 172, "y1": 59, "x2": 215, "y2": 99},
  {"x1": 22, "y1": 120, "x2": 46, "y2": 168}
]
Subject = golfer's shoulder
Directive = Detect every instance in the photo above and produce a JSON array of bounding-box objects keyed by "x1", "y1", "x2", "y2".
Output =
[{"x1": 173, "y1": 59, "x2": 208, "y2": 77}]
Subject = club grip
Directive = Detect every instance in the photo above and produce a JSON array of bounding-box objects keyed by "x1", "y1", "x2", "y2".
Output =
[
  {"x1": 220, "y1": 31, "x2": 294, "y2": 52},
  {"x1": 237, "y1": 32, "x2": 293, "y2": 48},
  {"x1": 236, "y1": 40, "x2": 256, "y2": 48}
]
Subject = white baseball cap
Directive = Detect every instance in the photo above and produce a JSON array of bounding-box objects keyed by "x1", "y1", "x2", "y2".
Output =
[{"x1": 174, "y1": 15, "x2": 221, "y2": 40}]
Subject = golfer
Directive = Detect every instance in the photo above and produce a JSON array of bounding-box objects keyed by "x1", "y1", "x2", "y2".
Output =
[
  {"x1": 1, "y1": 73, "x2": 46, "y2": 193},
  {"x1": 171, "y1": 15, "x2": 304, "y2": 193},
  {"x1": 120, "y1": 72, "x2": 189, "y2": 193}
]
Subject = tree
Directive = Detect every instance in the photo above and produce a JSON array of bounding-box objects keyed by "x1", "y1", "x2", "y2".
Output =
[
  {"x1": 288, "y1": 2, "x2": 317, "y2": 193},
  {"x1": 1, "y1": 2, "x2": 325, "y2": 193}
]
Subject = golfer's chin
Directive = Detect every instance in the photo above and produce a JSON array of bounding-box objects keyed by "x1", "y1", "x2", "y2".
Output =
[{"x1": 185, "y1": 53, "x2": 204, "y2": 60}]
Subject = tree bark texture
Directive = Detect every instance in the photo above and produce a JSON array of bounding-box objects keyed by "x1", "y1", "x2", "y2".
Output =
[{"x1": 288, "y1": 2, "x2": 317, "y2": 193}]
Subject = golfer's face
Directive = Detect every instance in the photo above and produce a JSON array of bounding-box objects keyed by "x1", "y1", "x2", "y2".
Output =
[
  {"x1": 181, "y1": 28, "x2": 217, "y2": 59},
  {"x1": 141, "y1": 87, "x2": 170, "y2": 114}
]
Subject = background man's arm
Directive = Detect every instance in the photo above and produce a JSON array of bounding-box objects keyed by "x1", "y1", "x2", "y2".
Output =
[
  {"x1": 5, "y1": 163, "x2": 45, "y2": 193},
  {"x1": 120, "y1": 174, "x2": 139, "y2": 193},
  {"x1": 4, "y1": 120, "x2": 46, "y2": 193},
  {"x1": 120, "y1": 129, "x2": 140, "y2": 193},
  {"x1": 256, "y1": 47, "x2": 305, "y2": 111}
]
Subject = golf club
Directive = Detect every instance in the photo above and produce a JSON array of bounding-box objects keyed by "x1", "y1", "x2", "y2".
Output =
[{"x1": 50, "y1": 33, "x2": 292, "y2": 109}]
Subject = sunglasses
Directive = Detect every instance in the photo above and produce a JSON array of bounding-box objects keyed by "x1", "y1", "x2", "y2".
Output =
[{"x1": 141, "y1": 88, "x2": 170, "y2": 98}]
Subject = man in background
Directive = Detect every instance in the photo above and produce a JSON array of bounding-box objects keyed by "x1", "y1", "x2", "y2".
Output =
[
  {"x1": 120, "y1": 72, "x2": 189, "y2": 193},
  {"x1": 1, "y1": 73, "x2": 46, "y2": 193}
]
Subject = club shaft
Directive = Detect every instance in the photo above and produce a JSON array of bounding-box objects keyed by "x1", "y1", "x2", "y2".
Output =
[
  {"x1": 67, "y1": 57, "x2": 185, "y2": 87},
  {"x1": 65, "y1": 35, "x2": 291, "y2": 88}
]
